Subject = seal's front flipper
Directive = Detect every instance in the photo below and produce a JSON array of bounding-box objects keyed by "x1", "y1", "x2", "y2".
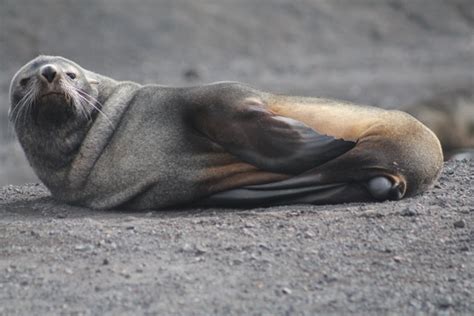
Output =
[{"x1": 191, "y1": 98, "x2": 356, "y2": 174}]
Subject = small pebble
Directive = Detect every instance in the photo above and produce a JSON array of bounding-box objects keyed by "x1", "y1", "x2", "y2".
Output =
[
  {"x1": 74, "y1": 244, "x2": 93, "y2": 251},
  {"x1": 460, "y1": 245, "x2": 469, "y2": 252},
  {"x1": 359, "y1": 210, "x2": 384, "y2": 218},
  {"x1": 282, "y1": 287, "x2": 292, "y2": 295},
  {"x1": 453, "y1": 220, "x2": 466, "y2": 229},
  {"x1": 258, "y1": 243, "x2": 270, "y2": 250},
  {"x1": 400, "y1": 208, "x2": 416, "y2": 217},
  {"x1": 195, "y1": 245, "x2": 207, "y2": 255},
  {"x1": 232, "y1": 259, "x2": 243, "y2": 265},
  {"x1": 437, "y1": 297, "x2": 453, "y2": 309},
  {"x1": 181, "y1": 243, "x2": 193, "y2": 252},
  {"x1": 244, "y1": 222, "x2": 255, "y2": 228}
]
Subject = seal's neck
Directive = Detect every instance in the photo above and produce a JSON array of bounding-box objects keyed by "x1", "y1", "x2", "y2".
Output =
[{"x1": 18, "y1": 112, "x2": 92, "y2": 172}]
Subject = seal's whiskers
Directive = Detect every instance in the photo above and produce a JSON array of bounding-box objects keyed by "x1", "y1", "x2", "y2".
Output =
[
  {"x1": 9, "y1": 79, "x2": 38, "y2": 129},
  {"x1": 60, "y1": 79, "x2": 113, "y2": 127}
]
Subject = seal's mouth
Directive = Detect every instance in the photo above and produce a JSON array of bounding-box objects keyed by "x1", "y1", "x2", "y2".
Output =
[
  {"x1": 40, "y1": 91, "x2": 64, "y2": 98},
  {"x1": 40, "y1": 91, "x2": 72, "y2": 104}
]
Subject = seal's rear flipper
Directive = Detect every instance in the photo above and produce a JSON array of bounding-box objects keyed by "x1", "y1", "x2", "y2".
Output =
[
  {"x1": 198, "y1": 174, "x2": 405, "y2": 208},
  {"x1": 198, "y1": 181, "x2": 373, "y2": 208},
  {"x1": 367, "y1": 176, "x2": 405, "y2": 201}
]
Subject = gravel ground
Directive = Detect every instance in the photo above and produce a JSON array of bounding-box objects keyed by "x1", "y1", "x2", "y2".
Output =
[{"x1": 1, "y1": 160, "x2": 472, "y2": 315}]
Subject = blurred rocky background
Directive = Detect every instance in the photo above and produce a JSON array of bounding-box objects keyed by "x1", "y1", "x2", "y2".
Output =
[{"x1": 1, "y1": 0, "x2": 473, "y2": 186}]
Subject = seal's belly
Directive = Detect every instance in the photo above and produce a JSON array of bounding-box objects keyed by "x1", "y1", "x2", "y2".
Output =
[{"x1": 115, "y1": 150, "x2": 288, "y2": 210}]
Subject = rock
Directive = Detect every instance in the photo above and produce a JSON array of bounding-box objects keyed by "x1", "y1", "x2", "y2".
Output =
[
  {"x1": 359, "y1": 210, "x2": 384, "y2": 218},
  {"x1": 74, "y1": 244, "x2": 93, "y2": 251},
  {"x1": 195, "y1": 245, "x2": 207, "y2": 256},
  {"x1": 232, "y1": 259, "x2": 243, "y2": 266},
  {"x1": 453, "y1": 220, "x2": 466, "y2": 228},
  {"x1": 400, "y1": 208, "x2": 417, "y2": 217},
  {"x1": 180, "y1": 243, "x2": 193, "y2": 253},
  {"x1": 244, "y1": 222, "x2": 255, "y2": 228},
  {"x1": 282, "y1": 287, "x2": 292, "y2": 295},
  {"x1": 258, "y1": 243, "x2": 270, "y2": 250},
  {"x1": 120, "y1": 271, "x2": 131, "y2": 279},
  {"x1": 437, "y1": 297, "x2": 453, "y2": 309},
  {"x1": 102, "y1": 258, "x2": 110, "y2": 265}
]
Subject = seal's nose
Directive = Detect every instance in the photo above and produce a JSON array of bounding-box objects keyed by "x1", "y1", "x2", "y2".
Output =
[{"x1": 40, "y1": 64, "x2": 58, "y2": 83}]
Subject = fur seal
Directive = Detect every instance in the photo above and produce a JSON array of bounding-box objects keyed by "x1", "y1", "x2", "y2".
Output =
[
  {"x1": 9, "y1": 56, "x2": 443, "y2": 210},
  {"x1": 400, "y1": 87, "x2": 474, "y2": 160}
]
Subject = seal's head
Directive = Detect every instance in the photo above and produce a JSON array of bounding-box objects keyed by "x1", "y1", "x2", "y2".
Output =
[{"x1": 9, "y1": 55, "x2": 99, "y2": 129}]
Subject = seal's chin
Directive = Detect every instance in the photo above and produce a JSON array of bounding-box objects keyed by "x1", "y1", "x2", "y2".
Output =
[{"x1": 30, "y1": 91, "x2": 76, "y2": 126}]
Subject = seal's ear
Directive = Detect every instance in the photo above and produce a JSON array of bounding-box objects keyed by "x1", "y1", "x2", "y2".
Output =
[{"x1": 83, "y1": 70, "x2": 99, "y2": 85}]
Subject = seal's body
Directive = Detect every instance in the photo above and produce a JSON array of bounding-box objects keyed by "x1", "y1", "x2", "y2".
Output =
[{"x1": 9, "y1": 56, "x2": 443, "y2": 210}]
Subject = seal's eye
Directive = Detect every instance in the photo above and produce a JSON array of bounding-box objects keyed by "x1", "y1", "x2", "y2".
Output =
[
  {"x1": 19, "y1": 77, "x2": 30, "y2": 86},
  {"x1": 66, "y1": 72, "x2": 77, "y2": 80}
]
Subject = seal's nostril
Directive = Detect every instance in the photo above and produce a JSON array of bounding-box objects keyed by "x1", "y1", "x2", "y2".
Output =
[{"x1": 41, "y1": 65, "x2": 57, "y2": 83}]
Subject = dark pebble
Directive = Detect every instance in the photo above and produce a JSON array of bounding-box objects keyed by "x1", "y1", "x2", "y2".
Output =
[
  {"x1": 359, "y1": 210, "x2": 384, "y2": 218},
  {"x1": 460, "y1": 245, "x2": 469, "y2": 252},
  {"x1": 453, "y1": 220, "x2": 466, "y2": 228},
  {"x1": 437, "y1": 297, "x2": 453, "y2": 309}
]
